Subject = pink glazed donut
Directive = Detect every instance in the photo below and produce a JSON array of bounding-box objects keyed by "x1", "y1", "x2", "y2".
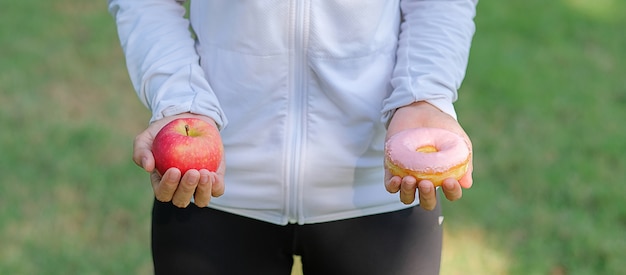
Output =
[{"x1": 385, "y1": 128, "x2": 471, "y2": 187}]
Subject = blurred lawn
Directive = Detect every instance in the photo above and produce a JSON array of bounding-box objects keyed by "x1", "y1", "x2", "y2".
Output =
[{"x1": 1, "y1": 0, "x2": 625, "y2": 274}]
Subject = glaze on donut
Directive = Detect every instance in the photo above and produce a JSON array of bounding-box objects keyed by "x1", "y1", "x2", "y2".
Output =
[{"x1": 385, "y1": 128, "x2": 470, "y2": 187}]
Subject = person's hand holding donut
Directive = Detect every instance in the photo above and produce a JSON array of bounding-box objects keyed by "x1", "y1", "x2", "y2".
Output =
[
  {"x1": 133, "y1": 113, "x2": 226, "y2": 208},
  {"x1": 385, "y1": 101, "x2": 473, "y2": 211}
]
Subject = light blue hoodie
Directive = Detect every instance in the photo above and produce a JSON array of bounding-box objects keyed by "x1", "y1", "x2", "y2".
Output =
[{"x1": 109, "y1": 0, "x2": 477, "y2": 225}]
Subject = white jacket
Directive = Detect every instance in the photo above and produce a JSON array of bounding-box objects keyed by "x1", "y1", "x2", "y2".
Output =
[{"x1": 109, "y1": 0, "x2": 477, "y2": 225}]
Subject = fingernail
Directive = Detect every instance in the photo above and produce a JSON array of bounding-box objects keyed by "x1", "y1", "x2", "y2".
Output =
[
  {"x1": 200, "y1": 174, "x2": 210, "y2": 184},
  {"x1": 167, "y1": 170, "x2": 180, "y2": 181},
  {"x1": 419, "y1": 182, "x2": 432, "y2": 193}
]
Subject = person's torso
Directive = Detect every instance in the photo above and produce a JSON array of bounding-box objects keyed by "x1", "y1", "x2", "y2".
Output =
[{"x1": 190, "y1": 0, "x2": 414, "y2": 225}]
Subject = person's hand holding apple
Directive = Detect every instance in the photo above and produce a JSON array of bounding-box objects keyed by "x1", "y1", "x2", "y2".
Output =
[{"x1": 133, "y1": 113, "x2": 225, "y2": 208}]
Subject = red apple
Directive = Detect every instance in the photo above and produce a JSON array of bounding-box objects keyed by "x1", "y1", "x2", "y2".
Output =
[{"x1": 152, "y1": 118, "x2": 223, "y2": 175}]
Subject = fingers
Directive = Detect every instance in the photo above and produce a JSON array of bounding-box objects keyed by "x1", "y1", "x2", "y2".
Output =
[
  {"x1": 210, "y1": 156, "x2": 227, "y2": 198},
  {"x1": 387, "y1": 175, "x2": 423, "y2": 206},
  {"x1": 386, "y1": 172, "x2": 466, "y2": 211},
  {"x1": 385, "y1": 171, "x2": 430, "y2": 207},
  {"x1": 195, "y1": 155, "x2": 227, "y2": 205},
  {"x1": 152, "y1": 168, "x2": 200, "y2": 208},
  {"x1": 210, "y1": 173, "x2": 225, "y2": 198},
  {"x1": 171, "y1": 169, "x2": 201, "y2": 208},
  {"x1": 441, "y1": 178, "x2": 463, "y2": 202},
  {"x1": 193, "y1": 170, "x2": 212, "y2": 207},
  {"x1": 399, "y1": 176, "x2": 418, "y2": 205},
  {"x1": 420, "y1": 178, "x2": 465, "y2": 210},
  {"x1": 385, "y1": 175, "x2": 402, "y2": 194},
  {"x1": 152, "y1": 168, "x2": 224, "y2": 208},
  {"x1": 152, "y1": 168, "x2": 182, "y2": 203},
  {"x1": 417, "y1": 180, "x2": 437, "y2": 211}
]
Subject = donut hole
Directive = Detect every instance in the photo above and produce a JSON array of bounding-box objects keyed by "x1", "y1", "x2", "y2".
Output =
[{"x1": 416, "y1": 145, "x2": 438, "y2": 153}]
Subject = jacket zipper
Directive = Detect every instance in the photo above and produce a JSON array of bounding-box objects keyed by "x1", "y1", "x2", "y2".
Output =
[{"x1": 286, "y1": 0, "x2": 309, "y2": 224}]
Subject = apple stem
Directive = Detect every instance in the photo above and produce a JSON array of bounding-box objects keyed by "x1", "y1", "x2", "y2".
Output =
[{"x1": 185, "y1": 125, "x2": 190, "y2": 136}]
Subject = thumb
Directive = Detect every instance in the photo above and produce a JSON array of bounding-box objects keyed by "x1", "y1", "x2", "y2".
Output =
[
  {"x1": 139, "y1": 154, "x2": 156, "y2": 173},
  {"x1": 133, "y1": 131, "x2": 156, "y2": 172}
]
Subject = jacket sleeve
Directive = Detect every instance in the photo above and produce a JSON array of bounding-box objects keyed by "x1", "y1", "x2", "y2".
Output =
[
  {"x1": 382, "y1": 0, "x2": 477, "y2": 124},
  {"x1": 108, "y1": 0, "x2": 227, "y2": 128}
]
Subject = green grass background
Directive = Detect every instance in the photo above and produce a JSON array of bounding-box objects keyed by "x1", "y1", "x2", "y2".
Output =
[{"x1": 1, "y1": 0, "x2": 625, "y2": 274}]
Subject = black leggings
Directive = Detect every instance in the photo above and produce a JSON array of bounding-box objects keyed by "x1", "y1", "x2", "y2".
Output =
[{"x1": 152, "y1": 200, "x2": 443, "y2": 275}]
